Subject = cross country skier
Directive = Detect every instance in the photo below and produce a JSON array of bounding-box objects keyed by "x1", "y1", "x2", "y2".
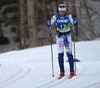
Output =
[{"x1": 46, "y1": 4, "x2": 78, "y2": 79}]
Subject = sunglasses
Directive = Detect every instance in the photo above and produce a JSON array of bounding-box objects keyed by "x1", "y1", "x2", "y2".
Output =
[{"x1": 59, "y1": 6, "x2": 65, "y2": 8}]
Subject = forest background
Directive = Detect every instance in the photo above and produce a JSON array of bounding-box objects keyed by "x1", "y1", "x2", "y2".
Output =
[{"x1": 0, "y1": 0, "x2": 100, "y2": 53}]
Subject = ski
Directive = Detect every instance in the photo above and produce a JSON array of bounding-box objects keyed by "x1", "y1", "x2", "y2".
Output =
[
  {"x1": 58, "y1": 74, "x2": 66, "y2": 80},
  {"x1": 68, "y1": 74, "x2": 76, "y2": 79},
  {"x1": 58, "y1": 74, "x2": 76, "y2": 80}
]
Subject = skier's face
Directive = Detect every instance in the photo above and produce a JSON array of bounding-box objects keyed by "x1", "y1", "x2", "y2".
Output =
[{"x1": 59, "y1": 11, "x2": 66, "y2": 17}]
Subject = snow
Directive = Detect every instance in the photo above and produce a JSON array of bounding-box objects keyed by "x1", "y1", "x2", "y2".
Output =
[{"x1": 0, "y1": 40, "x2": 100, "y2": 88}]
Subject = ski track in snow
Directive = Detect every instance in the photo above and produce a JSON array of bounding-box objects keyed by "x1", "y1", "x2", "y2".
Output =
[
  {"x1": 0, "y1": 62, "x2": 84, "y2": 88},
  {"x1": 0, "y1": 40, "x2": 100, "y2": 88},
  {"x1": 0, "y1": 63, "x2": 33, "y2": 88},
  {"x1": 84, "y1": 81, "x2": 100, "y2": 88},
  {"x1": 0, "y1": 61, "x2": 100, "y2": 88},
  {"x1": 35, "y1": 63, "x2": 84, "y2": 88}
]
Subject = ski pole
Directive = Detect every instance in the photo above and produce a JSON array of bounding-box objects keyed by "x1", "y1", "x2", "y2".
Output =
[
  {"x1": 73, "y1": 30, "x2": 76, "y2": 75},
  {"x1": 49, "y1": 20, "x2": 54, "y2": 77},
  {"x1": 72, "y1": 16, "x2": 76, "y2": 75}
]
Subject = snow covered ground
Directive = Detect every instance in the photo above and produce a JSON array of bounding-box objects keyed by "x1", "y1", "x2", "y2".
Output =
[{"x1": 0, "y1": 40, "x2": 100, "y2": 88}]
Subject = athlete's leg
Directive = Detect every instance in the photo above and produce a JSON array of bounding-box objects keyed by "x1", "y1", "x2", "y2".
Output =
[
  {"x1": 57, "y1": 37, "x2": 64, "y2": 72},
  {"x1": 64, "y1": 35, "x2": 74, "y2": 71}
]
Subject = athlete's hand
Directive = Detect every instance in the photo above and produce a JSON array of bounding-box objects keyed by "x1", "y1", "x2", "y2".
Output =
[
  {"x1": 72, "y1": 14, "x2": 76, "y2": 19},
  {"x1": 48, "y1": 16, "x2": 51, "y2": 21}
]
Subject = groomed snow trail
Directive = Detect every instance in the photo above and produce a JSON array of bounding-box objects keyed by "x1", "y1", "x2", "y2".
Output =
[
  {"x1": 0, "y1": 62, "x2": 100, "y2": 88},
  {"x1": 0, "y1": 40, "x2": 100, "y2": 88}
]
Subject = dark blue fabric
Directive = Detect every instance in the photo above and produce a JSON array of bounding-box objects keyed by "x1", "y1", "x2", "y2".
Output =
[
  {"x1": 74, "y1": 19, "x2": 78, "y2": 27},
  {"x1": 66, "y1": 58, "x2": 80, "y2": 62},
  {"x1": 58, "y1": 53, "x2": 64, "y2": 71},
  {"x1": 67, "y1": 53, "x2": 74, "y2": 70},
  {"x1": 46, "y1": 21, "x2": 50, "y2": 27}
]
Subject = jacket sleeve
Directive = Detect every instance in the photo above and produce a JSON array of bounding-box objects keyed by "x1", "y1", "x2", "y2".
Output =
[
  {"x1": 69, "y1": 14, "x2": 78, "y2": 27},
  {"x1": 50, "y1": 15, "x2": 57, "y2": 25},
  {"x1": 46, "y1": 15, "x2": 56, "y2": 27}
]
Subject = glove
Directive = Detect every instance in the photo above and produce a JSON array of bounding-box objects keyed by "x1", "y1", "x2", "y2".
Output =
[
  {"x1": 73, "y1": 19, "x2": 78, "y2": 27},
  {"x1": 46, "y1": 16, "x2": 51, "y2": 27},
  {"x1": 46, "y1": 21, "x2": 50, "y2": 27},
  {"x1": 48, "y1": 16, "x2": 51, "y2": 21},
  {"x1": 72, "y1": 14, "x2": 76, "y2": 20}
]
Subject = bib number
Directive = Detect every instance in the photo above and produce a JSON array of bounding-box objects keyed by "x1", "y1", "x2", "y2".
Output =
[{"x1": 60, "y1": 24, "x2": 66, "y2": 29}]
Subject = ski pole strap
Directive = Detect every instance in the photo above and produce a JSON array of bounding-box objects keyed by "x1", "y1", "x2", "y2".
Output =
[{"x1": 56, "y1": 30, "x2": 71, "y2": 38}]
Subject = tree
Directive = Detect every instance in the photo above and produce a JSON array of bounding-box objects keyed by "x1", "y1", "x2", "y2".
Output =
[
  {"x1": 19, "y1": 0, "x2": 26, "y2": 48},
  {"x1": 27, "y1": 0, "x2": 38, "y2": 47}
]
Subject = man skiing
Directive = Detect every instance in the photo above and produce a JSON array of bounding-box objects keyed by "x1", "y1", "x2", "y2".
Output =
[{"x1": 46, "y1": 4, "x2": 78, "y2": 79}]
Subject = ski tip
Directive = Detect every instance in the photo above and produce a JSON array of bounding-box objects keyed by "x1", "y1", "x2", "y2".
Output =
[
  {"x1": 58, "y1": 77, "x2": 60, "y2": 80},
  {"x1": 68, "y1": 77, "x2": 71, "y2": 79},
  {"x1": 58, "y1": 74, "x2": 66, "y2": 80},
  {"x1": 68, "y1": 74, "x2": 76, "y2": 79}
]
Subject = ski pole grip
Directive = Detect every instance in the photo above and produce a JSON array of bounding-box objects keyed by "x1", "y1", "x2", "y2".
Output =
[
  {"x1": 48, "y1": 16, "x2": 51, "y2": 21},
  {"x1": 72, "y1": 14, "x2": 76, "y2": 20}
]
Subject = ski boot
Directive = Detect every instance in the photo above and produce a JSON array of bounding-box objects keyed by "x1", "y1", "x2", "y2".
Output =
[
  {"x1": 58, "y1": 70, "x2": 65, "y2": 80},
  {"x1": 68, "y1": 70, "x2": 75, "y2": 79}
]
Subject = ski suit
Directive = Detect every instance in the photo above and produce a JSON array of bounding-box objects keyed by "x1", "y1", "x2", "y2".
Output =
[{"x1": 48, "y1": 13, "x2": 78, "y2": 72}]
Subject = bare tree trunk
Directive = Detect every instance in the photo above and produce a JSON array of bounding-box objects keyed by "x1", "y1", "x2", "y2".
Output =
[
  {"x1": 65, "y1": 0, "x2": 69, "y2": 12},
  {"x1": 57, "y1": 0, "x2": 60, "y2": 4},
  {"x1": 0, "y1": 23, "x2": 3, "y2": 37},
  {"x1": 27, "y1": 0, "x2": 38, "y2": 47},
  {"x1": 72, "y1": 0, "x2": 78, "y2": 41},
  {"x1": 0, "y1": 13, "x2": 3, "y2": 37},
  {"x1": 35, "y1": 0, "x2": 38, "y2": 29},
  {"x1": 19, "y1": 0, "x2": 26, "y2": 48},
  {"x1": 43, "y1": 0, "x2": 49, "y2": 44},
  {"x1": 60, "y1": 0, "x2": 64, "y2": 4},
  {"x1": 83, "y1": 0, "x2": 96, "y2": 39},
  {"x1": 51, "y1": 2, "x2": 57, "y2": 14},
  {"x1": 78, "y1": 0, "x2": 82, "y2": 40},
  {"x1": 43, "y1": 0, "x2": 46, "y2": 24}
]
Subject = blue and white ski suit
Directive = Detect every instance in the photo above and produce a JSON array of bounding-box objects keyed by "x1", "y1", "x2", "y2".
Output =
[{"x1": 47, "y1": 13, "x2": 78, "y2": 72}]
